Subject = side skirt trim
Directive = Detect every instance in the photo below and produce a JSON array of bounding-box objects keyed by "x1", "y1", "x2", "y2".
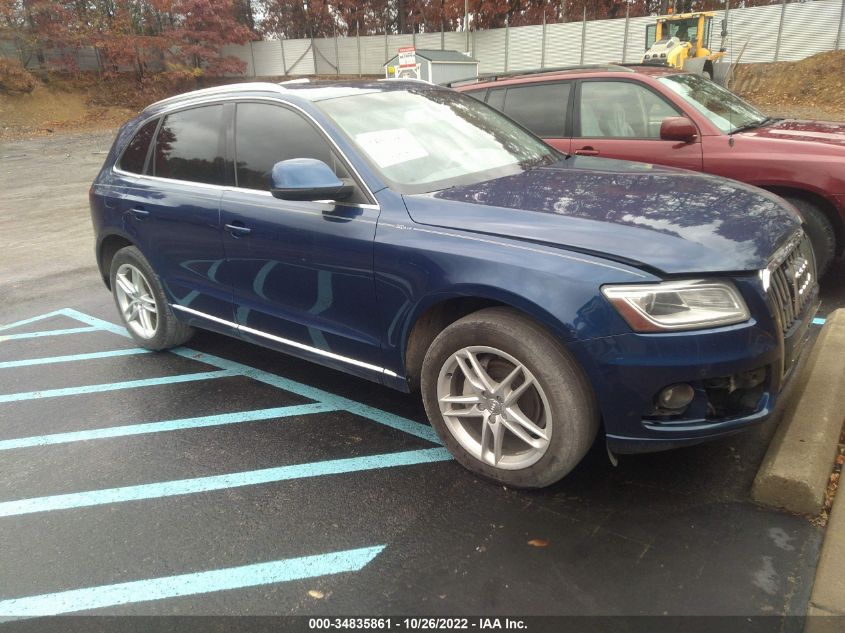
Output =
[{"x1": 170, "y1": 304, "x2": 398, "y2": 378}]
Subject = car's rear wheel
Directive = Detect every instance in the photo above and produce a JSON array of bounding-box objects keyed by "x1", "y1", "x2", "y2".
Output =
[
  {"x1": 786, "y1": 196, "x2": 837, "y2": 276},
  {"x1": 421, "y1": 307, "x2": 598, "y2": 488},
  {"x1": 110, "y1": 246, "x2": 193, "y2": 350}
]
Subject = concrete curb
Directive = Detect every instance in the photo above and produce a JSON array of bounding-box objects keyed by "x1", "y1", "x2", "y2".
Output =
[
  {"x1": 804, "y1": 495, "x2": 845, "y2": 630},
  {"x1": 751, "y1": 308, "x2": 845, "y2": 515}
]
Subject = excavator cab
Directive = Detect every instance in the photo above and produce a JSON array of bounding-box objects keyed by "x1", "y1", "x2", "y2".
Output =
[{"x1": 643, "y1": 12, "x2": 729, "y2": 85}]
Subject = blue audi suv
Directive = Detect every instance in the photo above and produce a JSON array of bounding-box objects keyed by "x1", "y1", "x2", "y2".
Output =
[{"x1": 89, "y1": 80, "x2": 818, "y2": 488}]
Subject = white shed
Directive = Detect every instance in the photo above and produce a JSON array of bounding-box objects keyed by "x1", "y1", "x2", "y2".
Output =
[{"x1": 383, "y1": 49, "x2": 479, "y2": 85}]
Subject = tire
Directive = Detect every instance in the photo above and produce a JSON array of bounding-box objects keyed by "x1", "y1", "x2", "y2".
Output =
[
  {"x1": 786, "y1": 197, "x2": 837, "y2": 277},
  {"x1": 109, "y1": 245, "x2": 193, "y2": 350},
  {"x1": 420, "y1": 307, "x2": 599, "y2": 489}
]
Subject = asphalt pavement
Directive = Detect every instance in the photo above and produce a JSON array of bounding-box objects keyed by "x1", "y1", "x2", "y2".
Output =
[{"x1": 1, "y1": 131, "x2": 844, "y2": 620}]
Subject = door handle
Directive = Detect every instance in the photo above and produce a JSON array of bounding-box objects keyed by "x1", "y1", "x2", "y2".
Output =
[
  {"x1": 129, "y1": 207, "x2": 150, "y2": 220},
  {"x1": 224, "y1": 223, "x2": 252, "y2": 237},
  {"x1": 574, "y1": 147, "x2": 600, "y2": 156}
]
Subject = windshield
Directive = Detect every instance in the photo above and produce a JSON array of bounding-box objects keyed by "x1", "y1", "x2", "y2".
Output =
[
  {"x1": 316, "y1": 87, "x2": 560, "y2": 194},
  {"x1": 658, "y1": 73, "x2": 767, "y2": 133},
  {"x1": 663, "y1": 18, "x2": 698, "y2": 42}
]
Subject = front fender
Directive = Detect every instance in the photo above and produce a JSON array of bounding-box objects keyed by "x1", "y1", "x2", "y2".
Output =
[{"x1": 374, "y1": 218, "x2": 655, "y2": 379}]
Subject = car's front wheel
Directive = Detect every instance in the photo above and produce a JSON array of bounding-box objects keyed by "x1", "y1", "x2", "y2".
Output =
[
  {"x1": 421, "y1": 307, "x2": 598, "y2": 488},
  {"x1": 786, "y1": 196, "x2": 837, "y2": 276},
  {"x1": 110, "y1": 245, "x2": 193, "y2": 350}
]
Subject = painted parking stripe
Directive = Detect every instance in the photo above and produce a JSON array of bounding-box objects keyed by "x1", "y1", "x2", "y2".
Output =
[
  {"x1": 56, "y1": 308, "x2": 442, "y2": 445},
  {"x1": 0, "y1": 545, "x2": 385, "y2": 617},
  {"x1": 0, "y1": 310, "x2": 69, "y2": 332},
  {"x1": 173, "y1": 350, "x2": 442, "y2": 445},
  {"x1": 0, "y1": 326, "x2": 100, "y2": 342},
  {"x1": 0, "y1": 447, "x2": 452, "y2": 517},
  {"x1": 0, "y1": 403, "x2": 334, "y2": 451},
  {"x1": 813, "y1": 317, "x2": 826, "y2": 325},
  {"x1": 59, "y1": 308, "x2": 138, "y2": 336},
  {"x1": 0, "y1": 348, "x2": 151, "y2": 370},
  {"x1": 0, "y1": 370, "x2": 235, "y2": 404}
]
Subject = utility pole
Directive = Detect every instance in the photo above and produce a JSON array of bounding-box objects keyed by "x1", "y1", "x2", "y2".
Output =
[{"x1": 464, "y1": 0, "x2": 469, "y2": 52}]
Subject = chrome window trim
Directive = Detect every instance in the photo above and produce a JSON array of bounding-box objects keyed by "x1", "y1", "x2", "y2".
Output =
[
  {"x1": 227, "y1": 185, "x2": 380, "y2": 210},
  {"x1": 112, "y1": 167, "x2": 379, "y2": 210},
  {"x1": 112, "y1": 95, "x2": 380, "y2": 208},
  {"x1": 144, "y1": 82, "x2": 291, "y2": 111},
  {"x1": 171, "y1": 304, "x2": 397, "y2": 378}
]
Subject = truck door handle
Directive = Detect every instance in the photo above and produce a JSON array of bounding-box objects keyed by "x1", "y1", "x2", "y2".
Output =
[
  {"x1": 574, "y1": 146, "x2": 600, "y2": 156},
  {"x1": 224, "y1": 223, "x2": 252, "y2": 237},
  {"x1": 129, "y1": 207, "x2": 150, "y2": 220}
]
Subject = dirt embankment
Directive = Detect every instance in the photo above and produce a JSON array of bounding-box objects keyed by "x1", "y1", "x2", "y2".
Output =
[
  {"x1": 3, "y1": 51, "x2": 845, "y2": 140},
  {"x1": 733, "y1": 50, "x2": 845, "y2": 120},
  {"x1": 0, "y1": 72, "x2": 197, "y2": 141}
]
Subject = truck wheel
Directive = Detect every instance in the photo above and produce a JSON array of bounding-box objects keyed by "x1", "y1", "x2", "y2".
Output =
[
  {"x1": 420, "y1": 307, "x2": 598, "y2": 489},
  {"x1": 786, "y1": 197, "x2": 837, "y2": 276},
  {"x1": 110, "y1": 246, "x2": 194, "y2": 350}
]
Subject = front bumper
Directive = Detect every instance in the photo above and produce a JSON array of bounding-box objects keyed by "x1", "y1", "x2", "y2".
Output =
[{"x1": 569, "y1": 276, "x2": 819, "y2": 454}]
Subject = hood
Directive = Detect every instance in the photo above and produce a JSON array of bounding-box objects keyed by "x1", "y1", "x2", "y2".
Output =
[
  {"x1": 739, "y1": 118, "x2": 845, "y2": 148},
  {"x1": 403, "y1": 157, "x2": 801, "y2": 275}
]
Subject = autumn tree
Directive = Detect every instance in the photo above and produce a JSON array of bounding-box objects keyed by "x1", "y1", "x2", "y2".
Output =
[{"x1": 162, "y1": 0, "x2": 254, "y2": 75}]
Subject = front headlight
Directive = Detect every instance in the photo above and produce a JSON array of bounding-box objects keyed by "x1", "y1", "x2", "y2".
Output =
[{"x1": 602, "y1": 280, "x2": 750, "y2": 332}]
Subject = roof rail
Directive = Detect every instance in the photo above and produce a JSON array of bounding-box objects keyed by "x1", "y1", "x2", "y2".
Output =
[
  {"x1": 144, "y1": 82, "x2": 288, "y2": 111},
  {"x1": 442, "y1": 64, "x2": 635, "y2": 88},
  {"x1": 377, "y1": 77, "x2": 434, "y2": 85}
]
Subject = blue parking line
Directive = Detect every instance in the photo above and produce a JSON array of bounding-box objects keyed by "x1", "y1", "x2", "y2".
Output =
[
  {"x1": 174, "y1": 350, "x2": 442, "y2": 445},
  {"x1": 0, "y1": 545, "x2": 385, "y2": 617},
  {"x1": 0, "y1": 447, "x2": 452, "y2": 517},
  {"x1": 58, "y1": 308, "x2": 133, "y2": 337},
  {"x1": 0, "y1": 326, "x2": 100, "y2": 342},
  {"x1": 813, "y1": 317, "x2": 826, "y2": 325},
  {"x1": 0, "y1": 403, "x2": 334, "y2": 451},
  {"x1": 0, "y1": 310, "x2": 68, "y2": 332},
  {"x1": 0, "y1": 348, "x2": 151, "y2": 370},
  {"x1": 0, "y1": 370, "x2": 234, "y2": 404},
  {"x1": 53, "y1": 309, "x2": 442, "y2": 444}
]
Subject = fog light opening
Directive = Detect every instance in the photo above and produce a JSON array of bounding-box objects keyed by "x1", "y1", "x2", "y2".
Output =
[{"x1": 656, "y1": 383, "x2": 695, "y2": 411}]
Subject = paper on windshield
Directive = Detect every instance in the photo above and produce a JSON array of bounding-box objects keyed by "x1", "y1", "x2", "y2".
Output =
[{"x1": 354, "y1": 128, "x2": 428, "y2": 168}]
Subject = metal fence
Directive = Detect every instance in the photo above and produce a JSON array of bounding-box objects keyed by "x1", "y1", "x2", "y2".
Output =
[{"x1": 4, "y1": 0, "x2": 845, "y2": 77}]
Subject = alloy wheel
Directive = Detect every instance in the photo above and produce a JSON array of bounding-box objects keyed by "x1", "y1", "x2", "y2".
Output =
[
  {"x1": 436, "y1": 346, "x2": 553, "y2": 470},
  {"x1": 114, "y1": 263, "x2": 158, "y2": 339}
]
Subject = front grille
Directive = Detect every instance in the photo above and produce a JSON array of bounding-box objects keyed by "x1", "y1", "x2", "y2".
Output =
[{"x1": 767, "y1": 232, "x2": 816, "y2": 334}]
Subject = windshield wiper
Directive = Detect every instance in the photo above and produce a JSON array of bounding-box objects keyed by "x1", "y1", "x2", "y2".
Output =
[{"x1": 731, "y1": 116, "x2": 776, "y2": 135}]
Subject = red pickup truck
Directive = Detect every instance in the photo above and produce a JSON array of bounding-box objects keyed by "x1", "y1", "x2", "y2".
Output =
[{"x1": 457, "y1": 65, "x2": 844, "y2": 275}]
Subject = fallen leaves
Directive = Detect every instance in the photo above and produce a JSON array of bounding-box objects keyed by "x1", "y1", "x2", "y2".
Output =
[
  {"x1": 527, "y1": 538, "x2": 549, "y2": 548},
  {"x1": 813, "y1": 418, "x2": 845, "y2": 527},
  {"x1": 308, "y1": 590, "x2": 325, "y2": 599}
]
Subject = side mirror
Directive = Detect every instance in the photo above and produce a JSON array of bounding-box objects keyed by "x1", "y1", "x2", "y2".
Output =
[
  {"x1": 660, "y1": 117, "x2": 698, "y2": 143},
  {"x1": 270, "y1": 158, "x2": 353, "y2": 202}
]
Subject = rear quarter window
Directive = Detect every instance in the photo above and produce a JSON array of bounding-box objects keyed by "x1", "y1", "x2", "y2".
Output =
[
  {"x1": 502, "y1": 83, "x2": 570, "y2": 138},
  {"x1": 117, "y1": 118, "x2": 158, "y2": 174},
  {"x1": 463, "y1": 89, "x2": 487, "y2": 102}
]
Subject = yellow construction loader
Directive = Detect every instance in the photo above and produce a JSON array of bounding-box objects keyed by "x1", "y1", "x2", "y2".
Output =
[{"x1": 642, "y1": 11, "x2": 730, "y2": 85}]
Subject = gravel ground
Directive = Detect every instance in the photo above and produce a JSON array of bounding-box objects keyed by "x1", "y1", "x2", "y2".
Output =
[{"x1": 0, "y1": 129, "x2": 117, "y2": 305}]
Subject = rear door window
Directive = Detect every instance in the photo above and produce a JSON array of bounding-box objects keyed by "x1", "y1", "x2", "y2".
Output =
[
  {"x1": 118, "y1": 118, "x2": 158, "y2": 174},
  {"x1": 152, "y1": 105, "x2": 225, "y2": 185},
  {"x1": 501, "y1": 82, "x2": 570, "y2": 138}
]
